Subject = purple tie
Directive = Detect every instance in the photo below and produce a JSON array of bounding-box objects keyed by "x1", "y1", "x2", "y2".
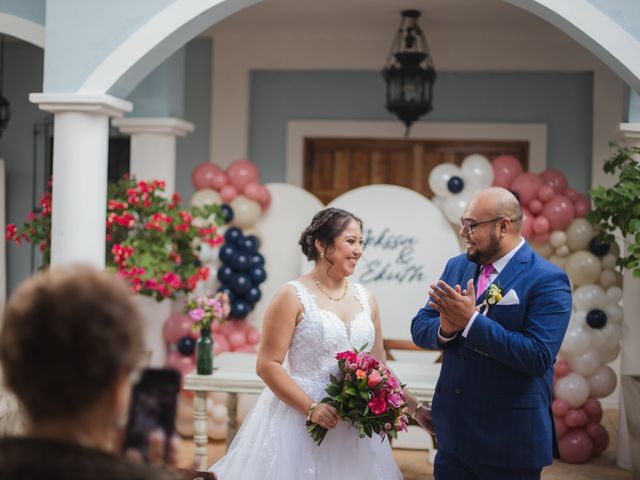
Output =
[{"x1": 476, "y1": 264, "x2": 496, "y2": 299}]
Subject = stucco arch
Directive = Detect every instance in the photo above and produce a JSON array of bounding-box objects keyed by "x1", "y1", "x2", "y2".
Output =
[
  {"x1": 503, "y1": 0, "x2": 640, "y2": 92},
  {"x1": 79, "y1": 0, "x2": 259, "y2": 97},
  {"x1": 0, "y1": 13, "x2": 44, "y2": 49}
]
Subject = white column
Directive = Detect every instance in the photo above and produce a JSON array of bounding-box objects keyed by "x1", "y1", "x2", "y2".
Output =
[
  {"x1": 111, "y1": 117, "x2": 194, "y2": 196},
  {"x1": 614, "y1": 122, "x2": 640, "y2": 470},
  {"x1": 29, "y1": 93, "x2": 132, "y2": 269}
]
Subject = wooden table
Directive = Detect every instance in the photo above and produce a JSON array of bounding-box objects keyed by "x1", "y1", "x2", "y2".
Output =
[{"x1": 184, "y1": 352, "x2": 441, "y2": 470}]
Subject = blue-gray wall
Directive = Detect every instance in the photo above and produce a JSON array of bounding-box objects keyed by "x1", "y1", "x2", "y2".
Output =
[
  {"x1": 0, "y1": 0, "x2": 45, "y2": 25},
  {"x1": 249, "y1": 70, "x2": 593, "y2": 194}
]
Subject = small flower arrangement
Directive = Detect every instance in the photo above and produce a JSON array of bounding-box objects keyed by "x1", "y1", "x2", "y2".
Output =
[
  {"x1": 484, "y1": 283, "x2": 503, "y2": 305},
  {"x1": 184, "y1": 292, "x2": 231, "y2": 331},
  {"x1": 307, "y1": 344, "x2": 409, "y2": 446}
]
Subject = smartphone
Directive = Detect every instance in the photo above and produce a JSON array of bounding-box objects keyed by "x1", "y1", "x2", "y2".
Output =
[{"x1": 122, "y1": 367, "x2": 181, "y2": 462}]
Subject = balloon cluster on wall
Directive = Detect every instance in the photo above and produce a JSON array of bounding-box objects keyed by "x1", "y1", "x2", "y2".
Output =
[{"x1": 428, "y1": 155, "x2": 623, "y2": 463}]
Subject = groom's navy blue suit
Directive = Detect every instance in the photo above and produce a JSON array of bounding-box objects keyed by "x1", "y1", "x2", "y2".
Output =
[{"x1": 411, "y1": 242, "x2": 571, "y2": 477}]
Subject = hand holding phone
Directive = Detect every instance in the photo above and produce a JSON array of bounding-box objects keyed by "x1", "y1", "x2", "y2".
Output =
[{"x1": 123, "y1": 368, "x2": 181, "y2": 463}]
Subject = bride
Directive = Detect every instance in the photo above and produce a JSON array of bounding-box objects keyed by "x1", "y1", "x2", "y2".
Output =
[{"x1": 210, "y1": 208, "x2": 429, "y2": 479}]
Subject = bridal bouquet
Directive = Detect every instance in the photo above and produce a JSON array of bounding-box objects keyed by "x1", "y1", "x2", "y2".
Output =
[{"x1": 306, "y1": 345, "x2": 409, "y2": 446}]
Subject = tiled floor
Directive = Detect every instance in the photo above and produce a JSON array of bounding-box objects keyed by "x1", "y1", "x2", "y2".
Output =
[{"x1": 180, "y1": 410, "x2": 632, "y2": 479}]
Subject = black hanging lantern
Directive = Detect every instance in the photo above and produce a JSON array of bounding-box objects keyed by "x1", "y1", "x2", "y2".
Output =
[
  {"x1": 382, "y1": 10, "x2": 436, "y2": 137},
  {"x1": 0, "y1": 35, "x2": 11, "y2": 138}
]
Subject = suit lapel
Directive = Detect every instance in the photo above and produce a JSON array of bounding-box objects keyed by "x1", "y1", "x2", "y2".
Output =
[{"x1": 494, "y1": 242, "x2": 531, "y2": 293}]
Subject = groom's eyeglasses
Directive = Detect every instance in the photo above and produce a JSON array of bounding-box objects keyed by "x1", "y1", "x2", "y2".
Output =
[{"x1": 459, "y1": 217, "x2": 507, "y2": 236}]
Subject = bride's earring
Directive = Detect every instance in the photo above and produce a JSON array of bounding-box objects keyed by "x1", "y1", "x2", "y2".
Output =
[{"x1": 320, "y1": 252, "x2": 325, "y2": 258}]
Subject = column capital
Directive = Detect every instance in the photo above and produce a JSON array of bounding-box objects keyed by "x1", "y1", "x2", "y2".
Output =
[
  {"x1": 29, "y1": 93, "x2": 132, "y2": 117},
  {"x1": 614, "y1": 122, "x2": 640, "y2": 142},
  {"x1": 112, "y1": 117, "x2": 195, "y2": 137}
]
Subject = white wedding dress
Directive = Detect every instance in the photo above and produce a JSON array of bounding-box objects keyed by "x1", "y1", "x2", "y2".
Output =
[{"x1": 209, "y1": 281, "x2": 403, "y2": 480}]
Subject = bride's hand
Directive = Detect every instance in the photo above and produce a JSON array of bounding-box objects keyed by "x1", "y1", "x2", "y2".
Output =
[{"x1": 310, "y1": 403, "x2": 340, "y2": 429}]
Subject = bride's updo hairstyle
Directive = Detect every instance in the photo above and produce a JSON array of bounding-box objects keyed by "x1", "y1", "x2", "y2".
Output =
[{"x1": 299, "y1": 208, "x2": 362, "y2": 262}]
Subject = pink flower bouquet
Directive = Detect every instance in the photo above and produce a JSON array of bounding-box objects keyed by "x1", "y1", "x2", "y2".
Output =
[{"x1": 306, "y1": 344, "x2": 409, "y2": 446}]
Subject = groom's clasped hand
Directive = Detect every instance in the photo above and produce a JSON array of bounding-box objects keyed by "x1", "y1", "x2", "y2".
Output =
[{"x1": 427, "y1": 279, "x2": 477, "y2": 336}]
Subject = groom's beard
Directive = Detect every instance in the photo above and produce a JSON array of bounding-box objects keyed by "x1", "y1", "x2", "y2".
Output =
[{"x1": 466, "y1": 230, "x2": 501, "y2": 265}]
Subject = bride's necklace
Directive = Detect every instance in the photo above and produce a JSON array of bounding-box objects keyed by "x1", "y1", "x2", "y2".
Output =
[{"x1": 315, "y1": 279, "x2": 349, "y2": 301}]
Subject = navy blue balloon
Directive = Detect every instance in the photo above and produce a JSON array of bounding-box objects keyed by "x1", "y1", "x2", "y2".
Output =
[
  {"x1": 219, "y1": 244, "x2": 236, "y2": 263},
  {"x1": 230, "y1": 252, "x2": 251, "y2": 272},
  {"x1": 230, "y1": 299, "x2": 251, "y2": 319},
  {"x1": 217, "y1": 265, "x2": 233, "y2": 284},
  {"x1": 245, "y1": 286, "x2": 262, "y2": 304},
  {"x1": 177, "y1": 336, "x2": 196, "y2": 356},
  {"x1": 250, "y1": 253, "x2": 265, "y2": 267},
  {"x1": 217, "y1": 285, "x2": 236, "y2": 303},
  {"x1": 220, "y1": 204, "x2": 234, "y2": 224},
  {"x1": 586, "y1": 309, "x2": 607, "y2": 329},
  {"x1": 589, "y1": 237, "x2": 611, "y2": 257},
  {"x1": 224, "y1": 227, "x2": 244, "y2": 246},
  {"x1": 230, "y1": 273, "x2": 253, "y2": 295},
  {"x1": 447, "y1": 176, "x2": 464, "y2": 194},
  {"x1": 238, "y1": 236, "x2": 259, "y2": 254},
  {"x1": 249, "y1": 266, "x2": 267, "y2": 285}
]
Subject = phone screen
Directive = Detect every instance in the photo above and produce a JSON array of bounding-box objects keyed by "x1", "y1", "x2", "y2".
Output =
[{"x1": 123, "y1": 368, "x2": 181, "y2": 462}]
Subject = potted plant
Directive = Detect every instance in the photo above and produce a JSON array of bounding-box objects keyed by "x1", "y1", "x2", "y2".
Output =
[{"x1": 588, "y1": 141, "x2": 640, "y2": 473}]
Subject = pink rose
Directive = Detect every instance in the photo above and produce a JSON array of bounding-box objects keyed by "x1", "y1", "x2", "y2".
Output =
[
  {"x1": 368, "y1": 396, "x2": 387, "y2": 415},
  {"x1": 388, "y1": 393, "x2": 404, "y2": 408},
  {"x1": 367, "y1": 369, "x2": 382, "y2": 388}
]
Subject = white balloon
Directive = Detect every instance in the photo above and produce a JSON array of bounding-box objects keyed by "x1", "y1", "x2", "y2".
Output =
[
  {"x1": 554, "y1": 372, "x2": 590, "y2": 408},
  {"x1": 547, "y1": 255, "x2": 567, "y2": 270},
  {"x1": 461, "y1": 154, "x2": 493, "y2": 189},
  {"x1": 560, "y1": 324, "x2": 591, "y2": 357},
  {"x1": 428, "y1": 163, "x2": 463, "y2": 197},
  {"x1": 230, "y1": 195, "x2": 262, "y2": 229},
  {"x1": 211, "y1": 404, "x2": 228, "y2": 423},
  {"x1": 191, "y1": 188, "x2": 222, "y2": 208},
  {"x1": 600, "y1": 343, "x2": 621, "y2": 364},
  {"x1": 570, "y1": 310, "x2": 587, "y2": 329},
  {"x1": 603, "y1": 304, "x2": 623, "y2": 324},
  {"x1": 566, "y1": 218, "x2": 594, "y2": 252},
  {"x1": 601, "y1": 253, "x2": 618, "y2": 271},
  {"x1": 549, "y1": 231, "x2": 568, "y2": 248},
  {"x1": 599, "y1": 269, "x2": 619, "y2": 289},
  {"x1": 198, "y1": 243, "x2": 219, "y2": 264},
  {"x1": 209, "y1": 420, "x2": 227, "y2": 440},
  {"x1": 555, "y1": 245, "x2": 570, "y2": 257},
  {"x1": 588, "y1": 365, "x2": 617, "y2": 398},
  {"x1": 531, "y1": 240, "x2": 553, "y2": 258},
  {"x1": 568, "y1": 349, "x2": 601, "y2": 376},
  {"x1": 591, "y1": 322, "x2": 621, "y2": 352},
  {"x1": 565, "y1": 251, "x2": 602, "y2": 287},
  {"x1": 573, "y1": 284, "x2": 607, "y2": 312},
  {"x1": 606, "y1": 286, "x2": 623, "y2": 304},
  {"x1": 432, "y1": 195, "x2": 447, "y2": 211},
  {"x1": 443, "y1": 192, "x2": 472, "y2": 225}
]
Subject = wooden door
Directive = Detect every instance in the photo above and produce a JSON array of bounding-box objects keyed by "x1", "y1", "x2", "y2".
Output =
[{"x1": 304, "y1": 138, "x2": 528, "y2": 203}]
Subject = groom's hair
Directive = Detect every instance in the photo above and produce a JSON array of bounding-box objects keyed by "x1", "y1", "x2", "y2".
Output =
[{"x1": 299, "y1": 208, "x2": 363, "y2": 261}]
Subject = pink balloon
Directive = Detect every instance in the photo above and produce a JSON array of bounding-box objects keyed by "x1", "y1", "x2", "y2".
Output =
[
  {"x1": 563, "y1": 187, "x2": 579, "y2": 202},
  {"x1": 565, "y1": 408, "x2": 588, "y2": 428},
  {"x1": 228, "y1": 330, "x2": 246, "y2": 349},
  {"x1": 166, "y1": 350, "x2": 195, "y2": 375},
  {"x1": 220, "y1": 321, "x2": 236, "y2": 336},
  {"x1": 163, "y1": 313, "x2": 193, "y2": 344},
  {"x1": 541, "y1": 195, "x2": 575, "y2": 231},
  {"x1": 532, "y1": 215, "x2": 550, "y2": 235},
  {"x1": 491, "y1": 155, "x2": 523, "y2": 188},
  {"x1": 555, "y1": 360, "x2": 572, "y2": 378},
  {"x1": 257, "y1": 185, "x2": 271, "y2": 211},
  {"x1": 227, "y1": 160, "x2": 259, "y2": 191},
  {"x1": 246, "y1": 329, "x2": 260, "y2": 345},
  {"x1": 210, "y1": 171, "x2": 229, "y2": 191},
  {"x1": 211, "y1": 322, "x2": 222, "y2": 333},
  {"x1": 510, "y1": 173, "x2": 543, "y2": 207},
  {"x1": 243, "y1": 182, "x2": 263, "y2": 202},
  {"x1": 555, "y1": 417, "x2": 568, "y2": 439},
  {"x1": 552, "y1": 398, "x2": 570, "y2": 418},
  {"x1": 192, "y1": 163, "x2": 223, "y2": 190},
  {"x1": 520, "y1": 207, "x2": 533, "y2": 238},
  {"x1": 559, "y1": 429, "x2": 593, "y2": 464},
  {"x1": 529, "y1": 199, "x2": 543, "y2": 214},
  {"x1": 212, "y1": 332, "x2": 231, "y2": 355},
  {"x1": 586, "y1": 422, "x2": 609, "y2": 456},
  {"x1": 233, "y1": 344, "x2": 256, "y2": 353},
  {"x1": 573, "y1": 193, "x2": 591, "y2": 218},
  {"x1": 540, "y1": 169, "x2": 568, "y2": 193},
  {"x1": 531, "y1": 232, "x2": 549, "y2": 244},
  {"x1": 220, "y1": 184, "x2": 238, "y2": 203},
  {"x1": 583, "y1": 398, "x2": 603, "y2": 423},
  {"x1": 537, "y1": 185, "x2": 556, "y2": 203}
]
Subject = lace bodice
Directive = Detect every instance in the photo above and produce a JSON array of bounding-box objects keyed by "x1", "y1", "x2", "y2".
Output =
[{"x1": 284, "y1": 281, "x2": 376, "y2": 401}]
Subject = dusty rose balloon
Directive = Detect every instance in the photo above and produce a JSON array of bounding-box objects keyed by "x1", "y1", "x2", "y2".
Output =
[
  {"x1": 541, "y1": 195, "x2": 575, "y2": 231},
  {"x1": 257, "y1": 184, "x2": 272, "y2": 210},
  {"x1": 163, "y1": 313, "x2": 193, "y2": 344},
  {"x1": 529, "y1": 199, "x2": 543, "y2": 214},
  {"x1": 573, "y1": 193, "x2": 591, "y2": 218},
  {"x1": 167, "y1": 350, "x2": 195, "y2": 375},
  {"x1": 555, "y1": 417, "x2": 568, "y2": 438},
  {"x1": 540, "y1": 169, "x2": 568, "y2": 193},
  {"x1": 555, "y1": 360, "x2": 572, "y2": 378},
  {"x1": 228, "y1": 330, "x2": 246, "y2": 349},
  {"x1": 243, "y1": 181, "x2": 263, "y2": 202},
  {"x1": 559, "y1": 429, "x2": 593, "y2": 464},
  {"x1": 586, "y1": 422, "x2": 609, "y2": 456},
  {"x1": 565, "y1": 408, "x2": 588, "y2": 428},
  {"x1": 532, "y1": 215, "x2": 550, "y2": 235},
  {"x1": 192, "y1": 163, "x2": 223, "y2": 190},
  {"x1": 520, "y1": 207, "x2": 533, "y2": 238},
  {"x1": 531, "y1": 232, "x2": 550, "y2": 244},
  {"x1": 212, "y1": 333, "x2": 231, "y2": 355},
  {"x1": 246, "y1": 328, "x2": 261, "y2": 345},
  {"x1": 510, "y1": 172, "x2": 543, "y2": 207},
  {"x1": 537, "y1": 185, "x2": 556, "y2": 203},
  {"x1": 220, "y1": 184, "x2": 238, "y2": 203},
  {"x1": 227, "y1": 160, "x2": 259, "y2": 191},
  {"x1": 552, "y1": 398, "x2": 570, "y2": 418},
  {"x1": 564, "y1": 187, "x2": 580, "y2": 202},
  {"x1": 583, "y1": 398, "x2": 603, "y2": 423},
  {"x1": 233, "y1": 344, "x2": 256, "y2": 353},
  {"x1": 211, "y1": 171, "x2": 229, "y2": 190},
  {"x1": 491, "y1": 155, "x2": 523, "y2": 188}
]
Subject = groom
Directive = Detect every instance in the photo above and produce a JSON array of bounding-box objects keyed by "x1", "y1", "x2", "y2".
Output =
[{"x1": 411, "y1": 187, "x2": 572, "y2": 480}]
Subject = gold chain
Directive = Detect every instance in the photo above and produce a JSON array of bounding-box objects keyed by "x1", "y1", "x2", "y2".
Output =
[{"x1": 314, "y1": 280, "x2": 349, "y2": 301}]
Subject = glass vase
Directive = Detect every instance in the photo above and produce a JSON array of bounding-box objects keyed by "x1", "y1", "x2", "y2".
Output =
[{"x1": 196, "y1": 326, "x2": 214, "y2": 375}]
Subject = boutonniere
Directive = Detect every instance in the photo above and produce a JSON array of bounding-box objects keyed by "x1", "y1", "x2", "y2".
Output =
[{"x1": 478, "y1": 282, "x2": 502, "y2": 314}]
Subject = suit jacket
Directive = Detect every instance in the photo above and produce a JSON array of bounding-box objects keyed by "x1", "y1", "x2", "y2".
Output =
[{"x1": 411, "y1": 242, "x2": 572, "y2": 469}]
